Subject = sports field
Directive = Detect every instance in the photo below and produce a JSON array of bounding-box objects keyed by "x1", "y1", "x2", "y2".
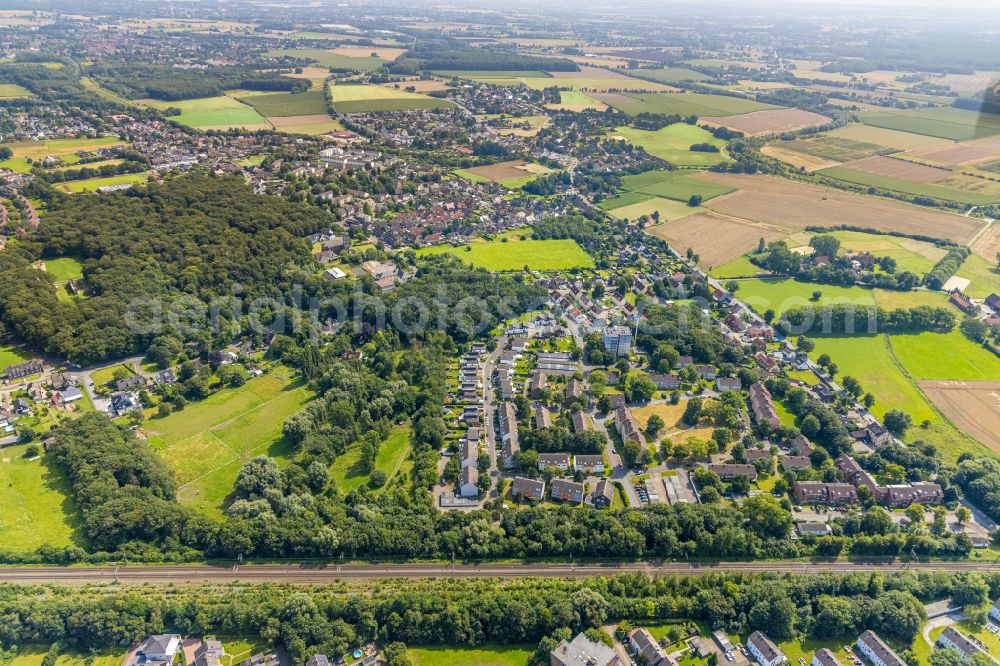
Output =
[
  {"x1": 859, "y1": 107, "x2": 1000, "y2": 141},
  {"x1": 418, "y1": 237, "x2": 593, "y2": 271},
  {"x1": 146, "y1": 369, "x2": 313, "y2": 519},
  {"x1": 327, "y1": 83, "x2": 454, "y2": 113},
  {"x1": 593, "y1": 91, "x2": 779, "y2": 117},
  {"x1": 610, "y1": 123, "x2": 728, "y2": 167},
  {"x1": 0, "y1": 443, "x2": 83, "y2": 553},
  {"x1": 329, "y1": 425, "x2": 413, "y2": 492},
  {"x1": 142, "y1": 96, "x2": 270, "y2": 130}
]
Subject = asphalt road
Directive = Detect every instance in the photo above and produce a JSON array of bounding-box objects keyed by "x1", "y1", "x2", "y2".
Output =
[{"x1": 1, "y1": 560, "x2": 998, "y2": 585}]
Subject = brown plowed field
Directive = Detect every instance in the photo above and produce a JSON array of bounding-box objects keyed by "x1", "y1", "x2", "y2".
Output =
[
  {"x1": 920, "y1": 380, "x2": 1000, "y2": 454},
  {"x1": 702, "y1": 108, "x2": 831, "y2": 136},
  {"x1": 695, "y1": 173, "x2": 984, "y2": 243},
  {"x1": 845, "y1": 155, "x2": 952, "y2": 182},
  {"x1": 646, "y1": 212, "x2": 787, "y2": 268}
]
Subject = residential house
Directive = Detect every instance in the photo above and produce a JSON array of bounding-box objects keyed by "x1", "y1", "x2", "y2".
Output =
[
  {"x1": 133, "y1": 635, "x2": 182, "y2": 666},
  {"x1": 538, "y1": 453, "x2": 570, "y2": 471},
  {"x1": 571, "y1": 411, "x2": 591, "y2": 434},
  {"x1": 791, "y1": 435, "x2": 813, "y2": 456},
  {"x1": 511, "y1": 476, "x2": 545, "y2": 501},
  {"x1": 780, "y1": 455, "x2": 812, "y2": 471},
  {"x1": 591, "y1": 479, "x2": 615, "y2": 509},
  {"x1": 565, "y1": 378, "x2": 584, "y2": 405},
  {"x1": 5, "y1": 359, "x2": 43, "y2": 380},
  {"x1": 550, "y1": 478, "x2": 585, "y2": 503},
  {"x1": 950, "y1": 291, "x2": 976, "y2": 314},
  {"x1": 195, "y1": 640, "x2": 225, "y2": 666},
  {"x1": 693, "y1": 365, "x2": 716, "y2": 380},
  {"x1": 60, "y1": 386, "x2": 83, "y2": 403},
  {"x1": 747, "y1": 631, "x2": 786, "y2": 666},
  {"x1": 499, "y1": 402, "x2": 519, "y2": 468},
  {"x1": 990, "y1": 599, "x2": 1000, "y2": 624},
  {"x1": 574, "y1": 454, "x2": 604, "y2": 474},
  {"x1": 628, "y1": 628, "x2": 673, "y2": 666},
  {"x1": 793, "y1": 481, "x2": 859, "y2": 505},
  {"x1": 110, "y1": 392, "x2": 140, "y2": 416},
  {"x1": 550, "y1": 632, "x2": 621, "y2": 666},
  {"x1": 615, "y1": 406, "x2": 645, "y2": 446},
  {"x1": 650, "y1": 374, "x2": 681, "y2": 390},
  {"x1": 530, "y1": 371, "x2": 548, "y2": 398},
  {"x1": 459, "y1": 464, "x2": 479, "y2": 498},
  {"x1": 856, "y1": 631, "x2": 906, "y2": 666},
  {"x1": 602, "y1": 325, "x2": 632, "y2": 357},
  {"x1": 938, "y1": 626, "x2": 990, "y2": 662},
  {"x1": 535, "y1": 407, "x2": 553, "y2": 430},
  {"x1": 305, "y1": 657, "x2": 329, "y2": 666},
  {"x1": 716, "y1": 377, "x2": 741, "y2": 392},
  {"x1": 797, "y1": 522, "x2": 832, "y2": 537},
  {"x1": 749, "y1": 382, "x2": 781, "y2": 429}
]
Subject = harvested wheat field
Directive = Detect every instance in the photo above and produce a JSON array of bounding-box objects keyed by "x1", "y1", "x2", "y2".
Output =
[
  {"x1": 971, "y1": 223, "x2": 1000, "y2": 261},
  {"x1": 909, "y1": 137, "x2": 1000, "y2": 166},
  {"x1": 761, "y1": 145, "x2": 840, "y2": 172},
  {"x1": 696, "y1": 173, "x2": 984, "y2": 243},
  {"x1": 844, "y1": 155, "x2": 952, "y2": 182},
  {"x1": 920, "y1": 380, "x2": 1000, "y2": 454},
  {"x1": 935, "y1": 71, "x2": 1000, "y2": 95},
  {"x1": 269, "y1": 114, "x2": 342, "y2": 135},
  {"x1": 702, "y1": 108, "x2": 831, "y2": 136},
  {"x1": 646, "y1": 212, "x2": 788, "y2": 267},
  {"x1": 328, "y1": 45, "x2": 407, "y2": 60}
]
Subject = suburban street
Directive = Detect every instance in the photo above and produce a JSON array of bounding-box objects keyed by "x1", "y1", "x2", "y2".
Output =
[{"x1": 0, "y1": 560, "x2": 998, "y2": 585}]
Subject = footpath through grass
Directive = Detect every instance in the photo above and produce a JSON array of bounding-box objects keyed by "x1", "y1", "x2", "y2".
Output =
[{"x1": 329, "y1": 425, "x2": 413, "y2": 492}]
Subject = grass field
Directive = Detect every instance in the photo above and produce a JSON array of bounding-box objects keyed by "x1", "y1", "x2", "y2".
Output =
[
  {"x1": 0, "y1": 343, "x2": 34, "y2": 372},
  {"x1": 41, "y1": 256, "x2": 85, "y2": 300},
  {"x1": 0, "y1": 443, "x2": 83, "y2": 553},
  {"x1": 55, "y1": 171, "x2": 150, "y2": 193},
  {"x1": 545, "y1": 89, "x2": 607, "y2": 111},
  {"x1": 329, "y1": 425, "x2": 412, "y2": 493},
  {"x1": 606, "y1": 196, "x2": 699, "y2": 222},
  {"x1": 418, "y1": 237, "x2": 593, "y2": 271},
  {"x1": 816, "y1": 165, "x2": 999, "y2": 205},
  {"x1": 825, "y1": 124, "x2": 950, "y2": 151},
  {"x1": 777, "y1": 134, "x2": 898, "y2": 162},
  {"x1": 620, "y1": 169, "x2": 736, "y2": 202},
  {"x1": 406, "y1": 644, "x2": 533, "y2": 666},
  {"x1": 891, "y1": 329, "x2": 1000, "y2": 380},
  {"x1": 327, "y1": 83, "x2": 454, "y2": 113},
  {"x1": 265, "y1": 48, "x2": 386, "y2": 71},
  {"x1": 142, "y1": 96, "x2": 270, "y2": 129},
  {"x1": 733, "y1": 278, "x2": 947, "y2": 315},
  {"x1": 146, "y1": 369, "x2": 312, "y2": 519},
  {"x1": 596, "y1": 91, "x2": 779, "y2": 117},
  {"x1": 955, "y1": 253, "x2": 1000, "y2": 297},
  {"x1": 859, "y1": 107, "x2": 1000, "y2": 141},
  {"x1": 709, "y1": 255, "x2": 763, "y2": 279},
  {"x1": 80, "y1": 77, "x2": 135, "y2": 106},
  {"x1": 610, "y1": 123, "x2": 728, "y2": 167},
  {"x1": 0, "y1": 82, "x2": 32, "y2": 98},
  {"x1": 0, "y1": 136, "x2": 128, "y2": 173},
  {"x1": 829, "y1": 230, "x2": 946, "y2": 275},
  {"x1": 236, "y1": 89, "x2": 329, "y2": 116},
  {"x1": 6, "y1": 647, "x2": 122, "y2": 666}
]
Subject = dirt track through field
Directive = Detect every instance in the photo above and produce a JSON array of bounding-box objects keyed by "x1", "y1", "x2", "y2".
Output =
[{"x1": 920, "y1": 380, "x2": 1000, "y2": 454}]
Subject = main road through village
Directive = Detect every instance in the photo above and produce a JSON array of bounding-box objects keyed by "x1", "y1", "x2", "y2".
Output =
[{"x1": 0, "y1": 561, "x2": 998, "y2": 585}]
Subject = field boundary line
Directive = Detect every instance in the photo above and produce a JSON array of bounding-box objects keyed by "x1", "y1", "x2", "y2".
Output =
[
  {"x1": 176, "y1": 431, "x2": 241, "y2": 491},
  {"x1": 208, "y1": 385, "x2": 306, "y2": 431}
]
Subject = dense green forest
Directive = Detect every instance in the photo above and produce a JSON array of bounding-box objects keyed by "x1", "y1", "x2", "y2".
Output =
[{"x1": 87, "y1": 64, "x2": 307, "y2": 100}]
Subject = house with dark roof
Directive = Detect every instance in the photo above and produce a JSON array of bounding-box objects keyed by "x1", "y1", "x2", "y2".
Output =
[
  {"x1": 538, "y1": 453, "x2": 570, "y2": 471},
  {"x1": 707, "y1": 463, "x2": 757, "y2": 481},
  {"x1": 748, "y1": 631, "x2": 785, "y2": 666},
  {"x1": 591, "y1": 479, "x2": 615, "y2": 509},
  {"x1": 811, "y1": 648, "x2": 842, "y2": 666},
  {"x1": 550, "y1": 632, "x2": 621, "y2": 666},
  {"x1": 628, "y1": 627, "x2": 675, "y2": 666},
  {"x1": 574, "y1": 454, "x2": 604, "y2": 474},
  {"x1": 856, "y1": 631, "x2": 906, "y2": 666},
  {"x1": 511, "y1": 476, "x2": 545, "y2": 501},
  {"x1": 550, "y1": 478, "x2": 585, "y2": 503},
  {"x1": 133, "y1": 635, "x2": 182, "y2": 666}
]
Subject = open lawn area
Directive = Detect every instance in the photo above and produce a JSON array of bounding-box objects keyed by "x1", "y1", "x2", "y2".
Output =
[
  {"x1": 0, "y1": 443, "x2": 83, "y2": 552},
  {"x1": 329, "y1": 425, "x2": 413, "y2": 493},
  {"x1": 610, "y1": 124, "x2": 728, "y2": 167},
  {"x1": 606, "y1": 196, "x2": 699, "y2": 223},
  {"x1": 955, "y1": 253, "x2": 1000, "y2": 298},
  {"x1": 219, "y1": 639, "x2": 271, "y2": 666},
  {"x1": 406, "y1": 644, "x2": 533, "y2": 666},
  {"x1": 6, "y1": 647, "x2": 122, "y2": 666},
  {"x1": 709, "y1": 256, "x2": 765, "y2": 279},
  {"x1": 0, "y1": 136, "x2": 128, "y2": 173},
  {"x1": 889, "y1": 329, "x2": 1000, "y2": 381},
  {"x1": 0, "y1": 82, "x2": 32, "y2": 98},
  {"x1": 632, "y1": 401, "x2": 717, "y2": 445},
  {"x1": 733, "y1": 278, "x2": 949, "y2": 315},
  {"x1": 417, "y1": 237, "x2": 593, "y2": 271},
  {"x1": 55, "y1": 171, "x2": 151, "y2": 193},
  {"x1": 0, "y1": 343, "x2": 35, "y2": 372},
  {"x1": 621, "y1": 169, "x2": 736, "y2": 202},
  {"x1": 830, "y1": 230, "x2": 947, "y2": 275},
  {"x1": 545, "y1": 89, "x2": 607, "y2": 111},
  {"x1": 91, "y1": 362, "x2": 136, "y2": 387},
  {"x1": 328, "y1": 83, "x2": 454, "y2": 113},
  {"x1": 145, "y1": 369, "x2": 313, "y2": 519},
  {"x1": 141, "y1": 96, "x2": 270, "y2": 130}
]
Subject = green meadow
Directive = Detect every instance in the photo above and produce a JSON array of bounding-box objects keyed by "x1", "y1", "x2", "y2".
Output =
[
  {"x1": 859, "y1": 107, "x2": 1000, "y2": 141},
  {"x1": 733, "y1": 278, "x2": 946, "y2": 315},
  {"x1": 601, "y1": 91, "x2": 779, "y2": 117},
  {"x1": 237, "y1": 89, "x2": 329, "y2": 116},
  {"x1": 406, "y1": 644, "x2": 533, "y2": 666},
  {"x1": 611, "y1": 123, "x2": 728, "y2": 167},
  {"x1": 417, "y1": 237, "x2": 593, "y2": 271},
  {"x1": 0, "y1": 443, "x2": 84, "y2": 552},
  {"x1": 266, "y1": 48, "x2": 386, "y2": 71},
  {"x1": 956, "y1": 253, "x2": 1000, "y2": 298},
  {"x1": 620, "y1": 169, "x2": 735, "y2": 202},
  {"x1": 146, "y1": 369, "x2": 313, "y2": 519},
  {"x1": 329, "y1": 425, "x2": 413, "y2": 492},
  {"x1": 142, "y1": 96, "x2": 270, "y2": 129},
  {"x1": 55, "y1": 171, "x2": 150, "y2": 193}
]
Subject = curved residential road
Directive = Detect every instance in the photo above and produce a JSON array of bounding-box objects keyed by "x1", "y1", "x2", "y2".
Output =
[{"x1": 1, "y1": 561, "x2": 999, "y2": 585}]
